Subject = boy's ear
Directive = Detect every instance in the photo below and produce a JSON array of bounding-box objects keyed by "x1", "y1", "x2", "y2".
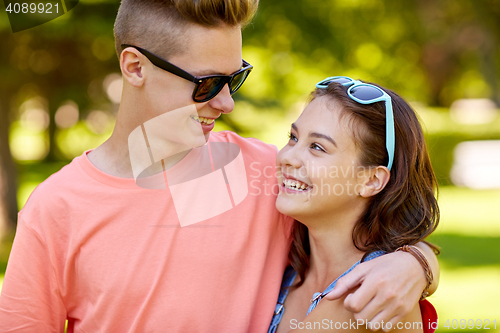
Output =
[
  {"x1": 358, "y1": 166, "x2": 391, "y2": 198},
  {"x1": 120, "y1": 48, "x2": 145, "y2": 87}
]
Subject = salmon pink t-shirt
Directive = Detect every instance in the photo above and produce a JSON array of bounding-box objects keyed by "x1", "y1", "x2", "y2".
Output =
[{"x1": 0, "y1": 131, "x2": 291, "y2": 332}]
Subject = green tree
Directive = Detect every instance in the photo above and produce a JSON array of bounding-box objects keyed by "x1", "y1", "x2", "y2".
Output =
[
  {"x1": 0, "y1": 1, "x2": 119, "y2": 232},
  {"x1": 243, "y1": 0, "x2": 500, "y2": 106}
]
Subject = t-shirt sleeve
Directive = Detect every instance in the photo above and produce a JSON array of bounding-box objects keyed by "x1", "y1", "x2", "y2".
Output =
[{"x1": 0, "y1": 214, "x2": 66, "y2": 332}]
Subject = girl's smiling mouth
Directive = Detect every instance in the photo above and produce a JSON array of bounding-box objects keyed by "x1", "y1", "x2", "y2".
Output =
[{"x1": 281, "y1": 174, "x2": 312, "y2": 193}]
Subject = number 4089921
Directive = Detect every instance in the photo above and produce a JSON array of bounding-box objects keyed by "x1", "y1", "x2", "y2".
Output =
[
  {"x1": 5, "y1": 2, "x2": 59, "y2": 14},
  {"x1": 443, "y1": 319, "x2": 496, "y2": 330}
]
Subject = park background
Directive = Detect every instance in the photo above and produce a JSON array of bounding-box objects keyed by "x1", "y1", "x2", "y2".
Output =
[{"x1": 0, "y1": 0, "x2": 499, "y2": 331}]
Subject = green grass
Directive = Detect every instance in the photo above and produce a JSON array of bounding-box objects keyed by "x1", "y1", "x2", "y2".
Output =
[
  {"x1": 428, "y1": 233, "x2": 500, "y2": 269},
  {"x1": 428, "y1": 186, "x2": 500, "y2": 333},
  {"x1": 436, "y1": 186, "x2": 500, "y2": 237},
  {"x1": 431, "y1": 266, "x2": 500, "y2": 332}
]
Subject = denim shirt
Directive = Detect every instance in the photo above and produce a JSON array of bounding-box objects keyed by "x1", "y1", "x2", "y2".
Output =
[{"x1": 268, "y1": 251, "x2": 386, "y2": 333}]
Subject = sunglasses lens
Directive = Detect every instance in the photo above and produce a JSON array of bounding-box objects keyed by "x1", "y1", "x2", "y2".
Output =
[
  {"x1": 320, "y1": 77, "x2": 353, "y2": 86},
  {"x1": 229, "y1": 70, "x2": 250, "y2": 94},
  {"x1": 194, "y1": 77, "x2": 224, "y2": 102},
  {"x1": 350, "y1": 86, "x2": 384, "y2": 101},
  {"x1": 331, "y1": 77, "x2": 353, "y2": 85}
]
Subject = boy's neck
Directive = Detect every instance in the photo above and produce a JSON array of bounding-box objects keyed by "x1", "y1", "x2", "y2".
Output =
[
  {"x1": 87, "y1": 127, "x2": 193, "y2": 179},
  {"x1": 86, "y1": 135, "x2": 134, "y2": 178}
]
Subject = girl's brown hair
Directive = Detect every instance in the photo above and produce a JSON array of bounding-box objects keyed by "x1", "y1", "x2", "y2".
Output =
[{"x1": 289, "y1": 81, "x2": 440, "y2": 286}]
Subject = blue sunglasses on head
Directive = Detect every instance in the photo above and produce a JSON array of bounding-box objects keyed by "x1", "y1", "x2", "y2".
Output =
[{"x1": 316, "y1": 76, "x2": 395, "y2": 171}]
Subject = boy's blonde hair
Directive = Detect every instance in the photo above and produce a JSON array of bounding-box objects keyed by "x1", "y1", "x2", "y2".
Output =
[{"x1": 114, "y1": 0, "x2": 259, "y2": 59}]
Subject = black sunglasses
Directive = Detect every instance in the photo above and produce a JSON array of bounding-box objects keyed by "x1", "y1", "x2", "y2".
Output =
[{"x1": 121, "y1": 44, "x2": 253, "y2": 103}]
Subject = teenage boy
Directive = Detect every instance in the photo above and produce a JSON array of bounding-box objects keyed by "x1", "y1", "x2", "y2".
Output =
[{"x1": 0, "y1": 0, "x2": 439, "y2": 332}]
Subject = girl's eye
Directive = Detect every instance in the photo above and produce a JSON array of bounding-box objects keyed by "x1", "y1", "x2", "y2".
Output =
[
  {"x1": 288, "y1": 132, "x2": 298, "y2": 142},
  {"x1": 310, "y1": 143, "x2": 325, "y2": 152}
]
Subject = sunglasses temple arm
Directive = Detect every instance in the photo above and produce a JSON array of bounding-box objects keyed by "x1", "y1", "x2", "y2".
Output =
[
  {"x1": 385, "y1": 100, "x2": 395, "y2": 171},
  {"x1": 124, "y1": 45, "x2": 196, "y2": 83}
]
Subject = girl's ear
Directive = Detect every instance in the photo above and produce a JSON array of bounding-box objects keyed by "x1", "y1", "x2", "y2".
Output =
[{"x1": 358, "y1": 166, "x2": 391, "y2": 198}]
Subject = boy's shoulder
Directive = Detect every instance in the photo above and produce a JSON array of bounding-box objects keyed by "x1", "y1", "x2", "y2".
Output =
[{"x1": 19, "y1": 154, "x2": 88, "y2": 220}]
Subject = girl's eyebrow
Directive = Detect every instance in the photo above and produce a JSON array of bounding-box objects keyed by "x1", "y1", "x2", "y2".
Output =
[
  {"x1": 291, "y1": 123, "x2": 337, "y2": 147},
  {"x1": 309, "y1": 132, "x2": 337, "y2": 147}
]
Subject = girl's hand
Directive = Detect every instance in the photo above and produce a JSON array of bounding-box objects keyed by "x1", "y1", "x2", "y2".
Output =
[{"x1": 324, "y1": 242, "x2": 439, "y2": 332}]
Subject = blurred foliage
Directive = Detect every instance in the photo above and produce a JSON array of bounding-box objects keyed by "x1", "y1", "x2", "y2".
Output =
[
  {"x1": 418, "y1": 108, "x2": 500, "y2": 184},
  {"x1": 241, "y1": 0, "x2": 500, "y2": 107},
  {"x1": 0, "y1": 0, "x2": 119, "y2": 164},
  {"x1": 0, "y1": 231, "x2": 13, "y2": 275},
  {"x1": 16, "y1": 161, "x2": 68, "y2": 209},
  {"x1": 0, "y1": 0, "x2": 499, "y2": 165}
]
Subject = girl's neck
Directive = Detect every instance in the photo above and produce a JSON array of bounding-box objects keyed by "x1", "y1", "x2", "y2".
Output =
[{"x1": 301, "y1": 211, "x2": 366, "y2": 290}]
